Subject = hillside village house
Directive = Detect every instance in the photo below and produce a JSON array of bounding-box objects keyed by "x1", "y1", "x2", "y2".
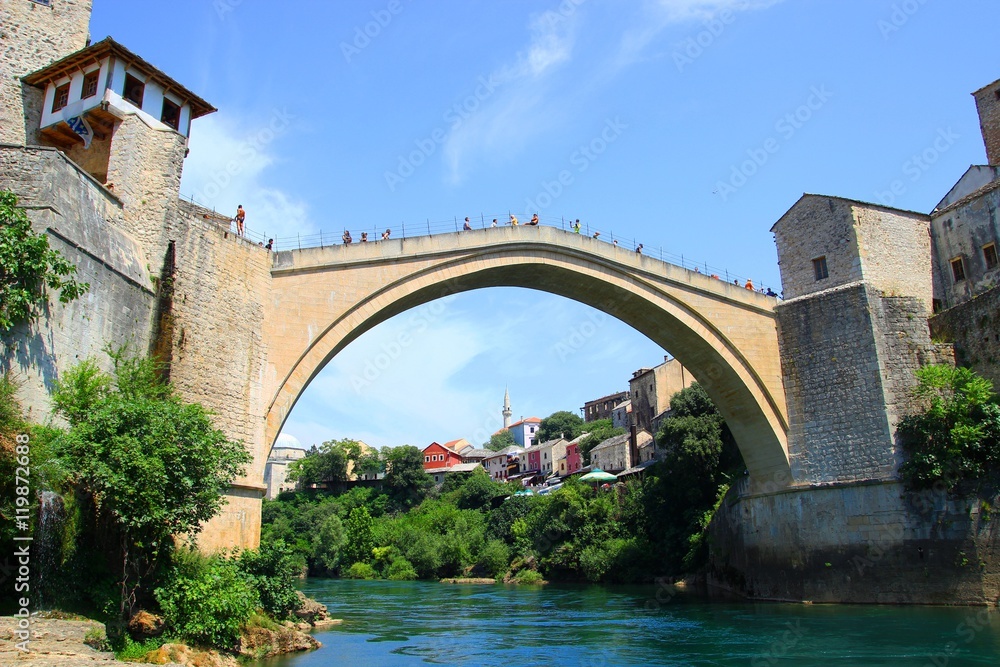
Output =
[
  {"x1": 560, "y1": 434, "x2": 586, "y2": 476},
  {"x1": 590, "y1": 433, "x2": 631, "y2": 474},
  {"x1": 507, "y1": 417, "x2": 541, "y2": 448},
  {"x1": 484, "y1": 446, "x2": 521, "y2": 481},
  {"x1": 535, "y1": 437, "x2": 569, "y2": 476},
  {"x1": 422, "y1": 438, "x2": 471, "y2": 471}
]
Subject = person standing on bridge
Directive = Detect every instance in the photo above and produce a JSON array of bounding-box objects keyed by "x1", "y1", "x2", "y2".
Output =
[
  {"x1": 491, "y1": 218, "x2": 498, "y2": 227},
  {"x1": 464, "y1": 217, "x2": 473, "y2": 231},
  {"x1": 510, "y1": 214, "x2": 519, "y2": 226},
  {"x1": 234, "y1": 204, "x2": 245, "y2": 236},
  {"x1": 573, "y1": 220, "x2": 581, "y2": 233},
  {"x1": 636, "y1": 243, "x2": 643, "y2": 254},
  {"x1": 745, "y1": 278, "x2": 754, "y2": 290}
]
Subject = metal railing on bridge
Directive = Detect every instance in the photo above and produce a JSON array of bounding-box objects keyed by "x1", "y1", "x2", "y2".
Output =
[{"x1": 178, "y1": 197, "x2": 781, "y2": 297}]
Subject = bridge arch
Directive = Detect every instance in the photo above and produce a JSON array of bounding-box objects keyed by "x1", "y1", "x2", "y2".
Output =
[{"x1": 261, "y1": 227, "x2": 789, "y2": 485}]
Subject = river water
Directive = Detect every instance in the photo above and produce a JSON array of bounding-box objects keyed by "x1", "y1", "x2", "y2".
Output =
[{"x1": 256, "y1": 579, "x2": 1000, "y2": 666}]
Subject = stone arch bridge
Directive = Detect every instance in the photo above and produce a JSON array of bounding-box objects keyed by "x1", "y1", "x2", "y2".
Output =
[{"x1": 261, "y1": 225, "x2": 789, "y2": 487}]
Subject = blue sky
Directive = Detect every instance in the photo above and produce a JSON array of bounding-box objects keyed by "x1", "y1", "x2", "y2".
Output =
[{"x1": 91, "y1": 0, "x2": 999, "y2": 451}]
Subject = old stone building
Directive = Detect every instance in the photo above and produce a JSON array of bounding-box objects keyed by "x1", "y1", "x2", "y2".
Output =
[
  {"x1": 627, "y1": 356, "x2": 693, "y2": 436},
  {"x1": 1, "y1": 0, "x2": 273, "y2": 550}
]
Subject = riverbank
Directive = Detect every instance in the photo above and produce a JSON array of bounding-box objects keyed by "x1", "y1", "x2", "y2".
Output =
[{"x1": 0, "y1": 609, "x2": 338, "y2": 666}]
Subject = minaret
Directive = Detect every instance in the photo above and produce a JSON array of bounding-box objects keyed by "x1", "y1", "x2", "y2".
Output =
[{"x1": 502, "y1": 386, "x2": 512, "y2": 429}]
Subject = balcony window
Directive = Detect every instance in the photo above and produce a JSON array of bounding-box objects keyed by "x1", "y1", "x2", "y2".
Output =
[
  {"x1": 83, "y1": 70, "x2": 100, "y2": 98},
  {"x1": 161, "y1": 97, "x2": 181, "y2": 130},
  {"x1": 52, "y1": 83, "x2": 69, "y2": 112},
  {"x1": 123, "y1": 73, "x2": 145, "y2": 108}
]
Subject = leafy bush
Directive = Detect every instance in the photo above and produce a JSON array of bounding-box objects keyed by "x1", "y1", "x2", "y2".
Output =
[
  {"x1": 237, "y1": 540, "x2": 301, "y2": 619},
  {"x1": 385, "y1": 557, "x2": 418, "y2": 580},
  {"x1": 154, "y1": 549, "x2": 258, "y2": 649},
  {"x1": 344, "y1": 562, "x2": 378, "y2": 579},
  {"x1": 113, "y1": 635, "x2": 168, "y2": 661},
  {"x1": 477, "y1": 540, "x2": 510, "y2": 578},
  {"x1": 899, "y1": 365, "x2": 1000, "y2": 491},
  {"x1": 512, "y1": 569, "x2": 544, "y2": 585}
]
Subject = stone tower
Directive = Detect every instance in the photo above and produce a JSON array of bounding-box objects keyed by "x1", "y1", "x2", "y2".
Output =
[
  {"x1": 0, "y1": 0, "x2": 94, "y2": 145},
  {"x1": 973, "y1": 77, "x2": 1000, "y2": 166},
  {"x1": 502, "y1": 386, "x2": 512, "y2": 429},
  {"x1": 771, "y1": 195, "x2": 947, "y2": 484}
]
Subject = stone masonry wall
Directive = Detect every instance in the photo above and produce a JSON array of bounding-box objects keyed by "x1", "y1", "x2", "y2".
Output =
[
  {"x1": 974, "y1": 79, "x2": 1000, "y2": 166},
  {"x1": 776, "y1": 283, "x2": 894, "y2": 483},
  {"x1": 930, "y1": 184, "x2": 1000, "y2": 309},
  {"x1": 0, "y1": 0, "x2": 92, "y2": 145},
  {"x1": 852, "y1": 204, "x2": 933, "y2": 313},
  {"x1": 930, "y1": 285, "x2": 1000, "y2": 391},
  {"x1": 0, "y1": 145, "x2": 155, "y2": 421},
  {"x1": 707, "y1": 480, "x2": 1000, "y2": 604},
  {"x1": 164, "y1": 212, "x2": 273, "y2": 551},
  {"x1": 776, "y1": 283, "x2": 949, "y2": 485},
  {"x1": 772, "y1": 196, "x2": 864, "y2": 301},
  {"x1": 105, "y1": 113, "x2": 188, "y2": 265}
]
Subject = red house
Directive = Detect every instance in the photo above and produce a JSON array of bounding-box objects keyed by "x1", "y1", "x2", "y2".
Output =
[
  {"x1": 526, "y1": 447, "x2": 541, "y2": 473},
  {"x1": 565, "y1": 442, "x2": 582, "y2": 475},
  {"x1": 422, "y1": 441, "x2": 465, "y2": 470}
]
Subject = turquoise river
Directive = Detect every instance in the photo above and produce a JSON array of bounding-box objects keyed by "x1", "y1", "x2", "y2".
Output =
[{"x1": 254, "y1": 579, "x2": 1000, "y2": 666}]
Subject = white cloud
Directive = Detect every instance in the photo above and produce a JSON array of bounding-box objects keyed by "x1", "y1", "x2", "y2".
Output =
[
  {"x1": 441, "y1": 9, "x2": 579, "y2": 184},
  {"x1": 179, "y1": 113, "x2": 314, "y2": 243},
  {"x1": 615, "y1": 0, "x2": 786, "y2": 68}
]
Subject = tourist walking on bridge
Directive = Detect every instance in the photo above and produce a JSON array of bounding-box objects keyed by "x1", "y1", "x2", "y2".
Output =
[{"x1": 464, "y1": 217, "x2": 473, "y2": 230}]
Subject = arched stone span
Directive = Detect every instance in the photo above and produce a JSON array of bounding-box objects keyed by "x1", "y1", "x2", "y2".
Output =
[{"x1": 261, "y1": 227, "x2": 790, "y2": 486}]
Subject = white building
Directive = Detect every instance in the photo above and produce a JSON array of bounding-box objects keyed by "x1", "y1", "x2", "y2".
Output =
[{"x1": 263, "y1": 446, "x2": 306, "y2": 500}]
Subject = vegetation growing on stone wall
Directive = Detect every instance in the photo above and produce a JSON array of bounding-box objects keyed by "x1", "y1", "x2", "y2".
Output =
[
  {"x1": 0, "y1": 352, "x2": 309, "y2": 659},
  {"x1": 0, "y1": 190, "x2": 88, "y2": 334},
  {"x1": 51, "y1": 351, "x2": 252, "y2": 620},
  {"x1": 899, "y1": 364, "x2": 1000, "y2": 491},
  {"x1": 262, "y1": 384, "x2": 743, "y2": 584}
]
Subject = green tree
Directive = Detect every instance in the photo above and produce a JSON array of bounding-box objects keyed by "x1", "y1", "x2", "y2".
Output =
[
  {"x1": 355, "y1": 448, "x2": 384, "y2": 479},
  {"x1": 288, "y1": 438, "x2": 361, "y2": 487},
  {"x1": 342, "y1": 506, "x2": 375, "y2": 566},
  {"x1": 576, "y1": 418, "x2": 624, "y2": 465},
  {"x1": 52, "y1": 352, "x2": 252, "y2": 618},
  {"x1": 898, "y1": 364, "x2": 1000, "y2": 491},
  {"x1": 0, "y1": 190, "x2": 88, "y2": 334},
  {"x1": 485, "y1": 429, "x2": 515, "y2": 452},
  {"x1": 643, "y1": 383, "x2": 744, "y2": 574},
  {"x1": 536, "y1": 410, "x2": 584, "y2": 443},
  {"x1": 384, "y1": 445, "x2": 434, "y2": 509},
  {"x1": 311, "y1": 513, "x2": 346, "y2": 572}
]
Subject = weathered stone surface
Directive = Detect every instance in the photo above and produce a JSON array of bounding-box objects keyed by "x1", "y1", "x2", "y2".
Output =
[
  {"x1": 0, "y1": 0, "x2": 92, "y2": 145},
  {"x1": 140, "y1": 643, "x2": 238, "y2": 667},
  {"x1": 708, "y1": 481, "x2": 1000, "y2": 605},
  {"x1": 292, "y1": 591, "x2": 328, "y2": 624},
  {"x1": 236, "y1": 625, "x2": 319, "y2": 660},
  {"x1": 127, "y1": 611, "x2": 164, "y2": 639},
  {"x1": 0, "y1": 617, "x2": 120, "y2": 666},
  {"x1": 930, "y1": 284, "x2": 1000, "y2": 390}
]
